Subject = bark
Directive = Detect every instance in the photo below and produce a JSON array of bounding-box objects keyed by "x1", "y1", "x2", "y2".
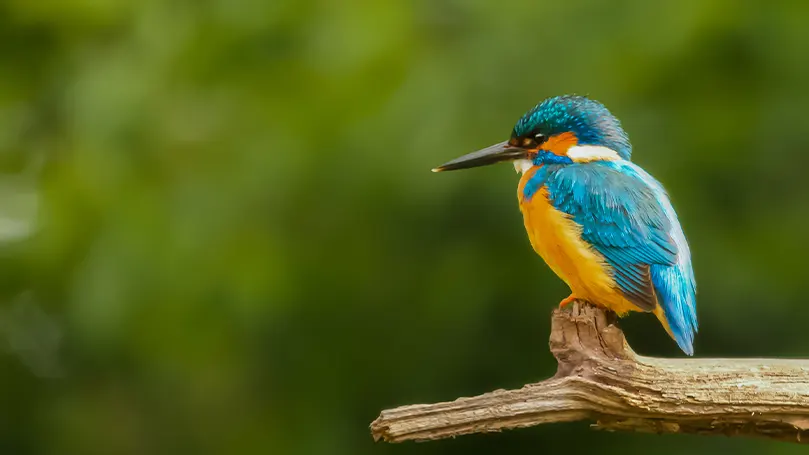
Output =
[{"x1": 370, "y1": 302, "x2": 809, "y2": 444}]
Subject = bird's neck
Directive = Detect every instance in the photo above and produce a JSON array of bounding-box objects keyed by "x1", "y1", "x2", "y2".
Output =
[
  {"x1": 515, "y1": 145, "x2": 624, "y2": 175},
  {"x1": 566, "y1": 145, "x2": 622, "y2": 162}
]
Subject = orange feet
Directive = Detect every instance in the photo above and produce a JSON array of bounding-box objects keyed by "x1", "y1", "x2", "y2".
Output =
[{"x1": 559, "y1": 294, "x2": 578, "y2": 308}]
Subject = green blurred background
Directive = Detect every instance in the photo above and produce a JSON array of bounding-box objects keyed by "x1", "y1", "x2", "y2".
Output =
[{"x1": 0, "y1": 0, "x2": 808, "y2": 453}]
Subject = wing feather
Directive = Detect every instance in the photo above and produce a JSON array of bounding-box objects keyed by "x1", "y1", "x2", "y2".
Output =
[{"x1": 545, "y1": 163, "x2": 678, "y2": 311}]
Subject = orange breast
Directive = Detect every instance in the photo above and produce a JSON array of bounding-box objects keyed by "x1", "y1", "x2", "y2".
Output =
[{"x1": 517, "y1": 167, "x2": 640, "y2": 315}]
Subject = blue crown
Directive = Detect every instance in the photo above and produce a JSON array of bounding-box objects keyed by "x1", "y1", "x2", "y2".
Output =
[{"x1": 512, "y1": 95, "x2": 632, "y2": 160}]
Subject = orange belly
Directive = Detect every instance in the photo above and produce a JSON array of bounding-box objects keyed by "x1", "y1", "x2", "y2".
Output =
[{"x1": 517, "y1": 167, "x2": 640, "y2": 315}]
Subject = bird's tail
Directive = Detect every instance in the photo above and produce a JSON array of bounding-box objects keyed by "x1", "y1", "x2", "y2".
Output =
[{"x1": 650, "y1": 263, "x2": 698, "y2": 355}]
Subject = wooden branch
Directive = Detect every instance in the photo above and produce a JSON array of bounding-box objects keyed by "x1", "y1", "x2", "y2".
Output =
[{"x1": 370, "y1": 302, "x2": 809, "y2": 444}]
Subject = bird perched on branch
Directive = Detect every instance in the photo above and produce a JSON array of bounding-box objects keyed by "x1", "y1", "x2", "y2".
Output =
[{"x1": 432, "y1": 95, "x2": 697, "y2": 355}]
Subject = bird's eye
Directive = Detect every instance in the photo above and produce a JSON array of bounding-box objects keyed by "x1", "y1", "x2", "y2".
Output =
[{"x1": 534, "y1": 133, "x2": 547, "y2": 144}]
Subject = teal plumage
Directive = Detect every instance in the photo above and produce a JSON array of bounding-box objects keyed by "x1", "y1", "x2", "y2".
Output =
[{"x1": 514, "y1": 95, "x2": 633, "y2": 160}]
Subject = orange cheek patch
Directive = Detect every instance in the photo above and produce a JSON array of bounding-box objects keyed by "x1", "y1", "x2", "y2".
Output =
[{"x1": 544, "y1": 132, "x2": 579, "y2": 156}]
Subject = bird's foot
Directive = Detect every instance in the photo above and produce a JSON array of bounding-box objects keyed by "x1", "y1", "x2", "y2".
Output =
[{"x1": 559, "y1": 294, "x2": 578, "y2": 308}]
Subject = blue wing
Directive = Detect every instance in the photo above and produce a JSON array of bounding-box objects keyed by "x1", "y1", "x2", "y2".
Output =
[
  {"x1": 545, "y1": 163, "x2": 677, "y2": 310},
  {"x1": 541, "y1": 161, "x2": 697, "y2": 354}
]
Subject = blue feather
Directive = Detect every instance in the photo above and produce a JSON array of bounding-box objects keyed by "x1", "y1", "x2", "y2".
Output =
[
  {"x1": 522, "y1": 165, "x2": 554, "y2": 200},
  {"x1": 610, "y1": 161, "x2": 698, "y2": 355},
  {"x1": 533, "y1": 161, "x2": 697, "y2": 354}
]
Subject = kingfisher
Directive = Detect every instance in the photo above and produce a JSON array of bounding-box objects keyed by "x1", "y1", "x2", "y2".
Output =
[{"x1": 432, "y1": 95, "x2": 697, "y2": 355}]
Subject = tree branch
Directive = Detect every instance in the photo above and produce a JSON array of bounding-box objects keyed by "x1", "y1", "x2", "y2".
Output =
[{"x1": 370, "y1": 302, "x2": 809, "y2": 444}]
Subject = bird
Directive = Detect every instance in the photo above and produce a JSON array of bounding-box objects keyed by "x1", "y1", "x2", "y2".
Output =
[{"x1": 432, "y1": 95, "x2": 697, "y2": 355}]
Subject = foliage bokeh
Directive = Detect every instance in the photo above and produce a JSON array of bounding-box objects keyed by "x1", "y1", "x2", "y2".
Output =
[{"x1": 1, "y1": 0, "x2": 808, "y2": 454}]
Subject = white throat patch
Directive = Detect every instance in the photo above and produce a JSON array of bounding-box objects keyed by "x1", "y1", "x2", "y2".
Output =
[{"x1": 513, "y1": 159, "x2": 533, "y2": 174}]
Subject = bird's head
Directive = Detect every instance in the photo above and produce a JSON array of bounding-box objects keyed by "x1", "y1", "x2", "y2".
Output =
[{"x1": 433, "y1": 95, "x2": 631, "y2": 173}]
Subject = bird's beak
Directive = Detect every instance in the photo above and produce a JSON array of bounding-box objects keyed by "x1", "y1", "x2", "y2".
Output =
[{"x1": 432, "y1": 141, "x2": 528, "y2": 172}]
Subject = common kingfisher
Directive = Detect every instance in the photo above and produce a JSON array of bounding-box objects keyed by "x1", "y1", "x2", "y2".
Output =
[{"x1": 433, "y1": 95, "x2": 697, "y2": 355}]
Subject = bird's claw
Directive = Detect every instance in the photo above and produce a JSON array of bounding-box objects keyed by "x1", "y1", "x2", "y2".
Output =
[{"x1": 559, "y1": 294, "x2": 578, "y2": 308}]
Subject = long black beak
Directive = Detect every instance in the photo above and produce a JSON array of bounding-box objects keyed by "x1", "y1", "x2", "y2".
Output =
[{"x1": 432, "y1": 141, "x2": 528, "y2": 172}]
